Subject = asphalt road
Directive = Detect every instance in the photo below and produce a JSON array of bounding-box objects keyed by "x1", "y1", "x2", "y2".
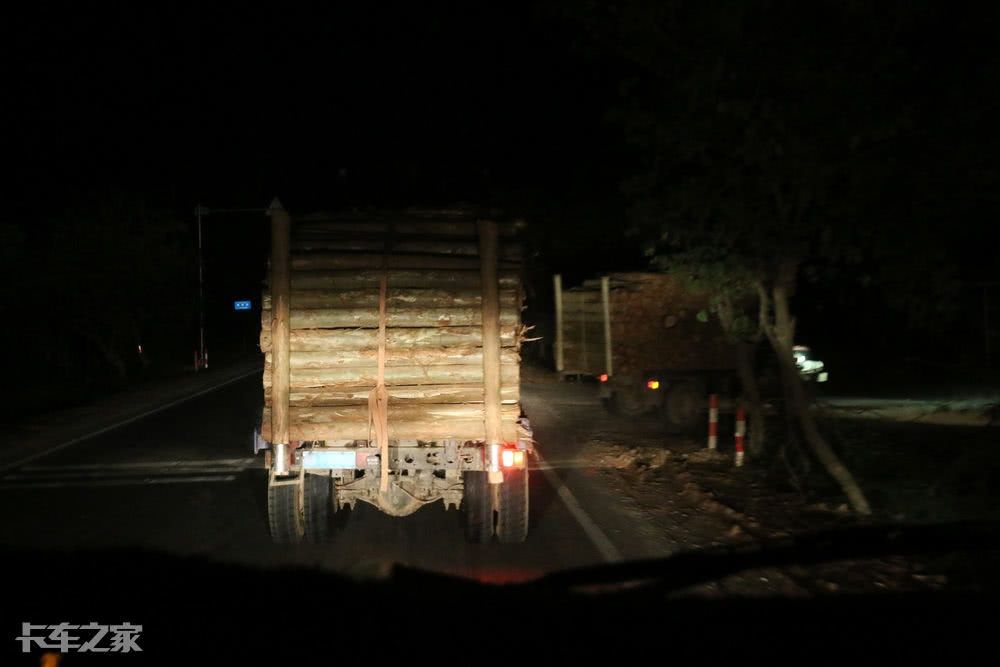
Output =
[{"x1": 0, "y1": 374, "x2": 664, "y2": 584}]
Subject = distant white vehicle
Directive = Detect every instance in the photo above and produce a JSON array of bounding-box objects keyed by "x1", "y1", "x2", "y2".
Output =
[{"x1": 793, "y1": 345, "x2": 829, "y2": 382}]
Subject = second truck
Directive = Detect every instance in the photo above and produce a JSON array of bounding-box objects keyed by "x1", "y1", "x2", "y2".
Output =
[{"x1": 554, "y1": 272, "x2": 738, "y2": 433}]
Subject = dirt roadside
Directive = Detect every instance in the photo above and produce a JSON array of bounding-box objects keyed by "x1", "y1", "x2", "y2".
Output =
[{"x1": 524, "y1": 363, "x2": 992, "y2": 595}]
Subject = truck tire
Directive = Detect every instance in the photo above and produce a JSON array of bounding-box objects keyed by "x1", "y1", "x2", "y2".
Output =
[
  {"x1": 268, "y1": 473, "x2": 331, "y2": 544},
  {"x1": 664, "y1": 380, "x2": 703, "y2": 434},
  {"x1": 268, "y1": 477, "x2": 304, "y2": 544},
  {"x1": 613, "y1": 384, "x2": 648, "y2": 417},
  {"x1": 496, "y1": 468, "x2": 529, "y2": 544},
  {"x1": 462, "y1": 471, "x2": 494, "y2": 543},
  {"x1": 302, "y1": 472, "x2": 331, "y2": 543}
]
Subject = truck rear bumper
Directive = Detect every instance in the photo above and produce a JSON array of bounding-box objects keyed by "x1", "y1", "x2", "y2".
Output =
[{"x1": 299, "y1": 443, "x2": 484, "y2": 473}]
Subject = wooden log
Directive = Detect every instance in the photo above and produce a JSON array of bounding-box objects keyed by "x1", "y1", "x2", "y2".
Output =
[
  {"x1": 261, "y1": 306, "x2": 519, "y2": 330},
  {"x1": 263, "y1": 348, "x2": 520, "y2": 369},
  {"x1": 294, "y1": 220, "x2": 520, "y2": 237},
  {"x1": 261, "y1": 416, "x2": 520, "y2": 443},
  {"x1": 562, "y1": 311, "x2": 609, "y2": 321},
  {"x1": 261, "y1": 288, "x2": 518, "y2": 310},
  {"x1": 560, "y1": 301, "x2": 607, "y2": 314},
  {"x1": 560, "y1": 320, "x2": 607, "y2": 333},
  {"x1": 562, "y1": 271, "x2": 737, "y2": 375},
  {"x1": 291, "y1": 238, "x2": 384, "y2": 252},
  {"x1": 260, "y1": 325, "x2": 518, "y2": 352},
  {"x1": 262, "y1": 363, "x2": 520, "y2": 388},
  {"x1": 262, "y1": 404, "x2": 521, "y2": 441},
  {"x1": 479, "y1": 219, "x2": 502, "y2": 449},
  {"x1": 265, "y1": 404, "x2": 520, "y2": 423},
  {"x1": 267, "y1": 384, "x2": 520, "y2": 406},
  {"x1": 290, "y1": 239, "x2": 523, "y2": 260},
  {"x1": 289, "y1": 270, "x2": 520, "y2": 290},
  {"x1": 291, "y1": 253, "x2": 519, "y2": 271},
  {"x1": 561, "y1": 293, "x2": 604, "y2": 305},
  {"x1": 269, "y1": 200, "x2": 291, "y2": 446}
]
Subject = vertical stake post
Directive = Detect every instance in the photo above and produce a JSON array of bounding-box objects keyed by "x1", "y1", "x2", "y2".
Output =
[
  {"x1": 268, "y1": 198, "x2": 291, "y2": 474},
  {"x1": 554, "y1": 274, "x2": 564, "y2": 373},
  {"x1": 735, "y1": 403, "x2": 747, "y2": 467},
  {"x1": 479, "y1": 220, "x2": 503, "y2": 484},
  {"x1": 708, "y1": 394, "x2": 719, "y2": 450}
]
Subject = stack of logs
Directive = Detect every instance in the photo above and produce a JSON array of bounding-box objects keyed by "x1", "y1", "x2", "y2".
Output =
[
  {"x1": 560, "y1": 273, "x2": 734, "y2": 376},
  {"x1": 260, "y1": 211, "x2": 524, "y2": 442}
]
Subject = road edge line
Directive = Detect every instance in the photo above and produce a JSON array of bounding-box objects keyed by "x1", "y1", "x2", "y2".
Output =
[{"x1": 533, "y1": 449, "x2": 624, "y2": 563}]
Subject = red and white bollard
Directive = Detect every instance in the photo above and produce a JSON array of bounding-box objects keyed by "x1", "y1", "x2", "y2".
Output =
[
  {"x1": 707, "y1": 394, "x2": 719, "y2": 450},
  {"x1": 734, "y1": 404, "x2": 746, "y2": 467}
]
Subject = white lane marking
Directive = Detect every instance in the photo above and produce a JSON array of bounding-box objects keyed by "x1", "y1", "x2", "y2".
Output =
[
  {"x1": 0, "y1": 475, "x2": 238, "y2": 490},
  {"x1": 532, "y1": 449, "x2": 624, "y2": 563},
  {"x1": 0, "y1": 368, "x2": 261, "y2": 474},
  {"x1": 530, "y1": 460, "x2": 621, "y2": 471},
  {"x1": 21, "y1": 458, "x2": 260, "y2": 472},
  {"x1": 3, "y1": 469, "x2": 251, "y2": 481}
]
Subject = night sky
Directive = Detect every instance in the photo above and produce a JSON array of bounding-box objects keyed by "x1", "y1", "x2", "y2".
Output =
[
  {"x1": 7, "y1": 4, "x2": 624, "y2": 216},
  {"x1": 4, "y1": 1, "x2": 1000, "y2": 403}
]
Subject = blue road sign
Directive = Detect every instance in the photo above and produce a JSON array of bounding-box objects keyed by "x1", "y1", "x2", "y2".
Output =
[{"x1": 234, "y1": 300, "x2": 252, "y2": 311}]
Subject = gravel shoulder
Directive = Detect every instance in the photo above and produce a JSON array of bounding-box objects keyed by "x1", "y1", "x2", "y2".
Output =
[{"x1": 523, "y1": 362, "x2": 997, "y2": 595}]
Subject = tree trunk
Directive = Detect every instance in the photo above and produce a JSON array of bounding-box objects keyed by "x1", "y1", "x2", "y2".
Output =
[
  {"x1": 764, "y1": 280, "x2": 872, "y2": 515},
  {"x1": 735, "y1": 341, "x2": 766, "y2": 457},
  {"x1": 715, "y1": 296, "x2": 766, "y2": 457}
]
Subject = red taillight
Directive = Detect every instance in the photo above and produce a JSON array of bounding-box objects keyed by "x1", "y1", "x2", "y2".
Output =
[
  {"x1": 501, "y1": 448, "x2": 526, "y2": 469},
  {"x1": 647, "y1": 379, "x2": 660, "y2": 390},
  {"x1": 599, "y1": 373, "x2": 609, "y2": 382}
]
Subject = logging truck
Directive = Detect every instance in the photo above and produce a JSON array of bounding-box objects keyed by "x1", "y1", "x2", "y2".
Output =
[
  {"x1": 553, "y1": 273, "x2": 738, "y2": 433},
  {"x1": 254, "y1": 201, "x2": 531, "y2": 544}
]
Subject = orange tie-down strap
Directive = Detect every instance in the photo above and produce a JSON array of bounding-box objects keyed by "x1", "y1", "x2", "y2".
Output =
[{"x1": 369, "y1": 274, "x2": 390, "y2": 493}]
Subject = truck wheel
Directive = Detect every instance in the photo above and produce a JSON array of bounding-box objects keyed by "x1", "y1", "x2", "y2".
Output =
[
  {"x1": 462, "y1": 471, "x2": 494, "y2": 543},
  {"x1": 664, "y1": 380, "x2": 703, "y2": 434},
  {"x1": 302, "y1": 472, "x2": 331, "y2": 543},
  {"x1": 268, "y1": 473, "x2": 331, "y2": 544},
  {"x1": 268, "y1": 476, "x2": 304, "y2": 544},
  {"x1": 613, "y1": 385, "x2": 648, "y2": 417},
  {"x1": 496, "y1": 468, "x2": 529, "y2": 544}
]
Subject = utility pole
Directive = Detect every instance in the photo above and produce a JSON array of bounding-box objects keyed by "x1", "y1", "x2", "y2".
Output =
[
  {"x1": 970, "y1": 282, "x2": 998, "y2": 368},
  {"x1": 193, "y1": 204, "x2": 268, "y2": 371},
  {"x1": 195, "y1": 204, "x2": 208, "y2": 370},
  {"x1": 985, "y1": 285, "x2": 992, "y2": 367}
]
